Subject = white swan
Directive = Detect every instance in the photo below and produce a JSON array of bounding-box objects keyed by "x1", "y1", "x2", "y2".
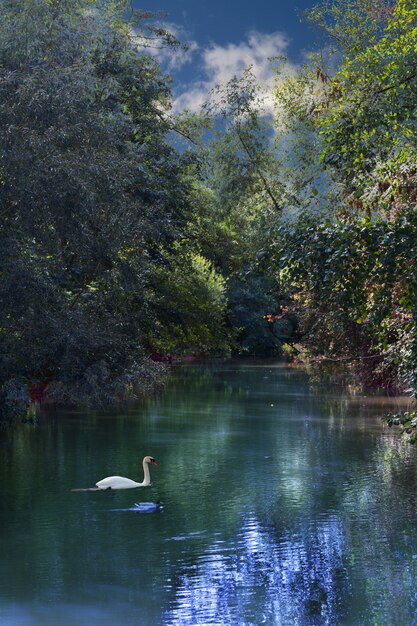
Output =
[
  {"x1": 71, "y1": 456, "x2": 157, "y2": 491},
  {"x1": 96, "y1": 456, "x2": 157, "y2": 490}
]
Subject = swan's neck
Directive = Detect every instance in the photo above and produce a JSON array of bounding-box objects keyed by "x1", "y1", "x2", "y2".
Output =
[{"x1": 141, "y1": 459, "x2": 151, "y2": 486}]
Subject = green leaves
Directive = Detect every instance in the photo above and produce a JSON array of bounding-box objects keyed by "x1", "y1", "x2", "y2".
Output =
[
  {"x1": 148, "y1": 245, "x2": 229, "y2": 355},
  {"x1": 0, "y1": 0, "x2": 213, "y2": 414},
  {"x1": 273, "y1": 209, "x2": 417, "y2": 391},
  {"x1": 315, "y1": 0, "x2": 417, "y2": 194}
]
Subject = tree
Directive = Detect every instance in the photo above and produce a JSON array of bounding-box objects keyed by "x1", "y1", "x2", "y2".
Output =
[
  {"x1": 268, "y1": 0, "x2": 417, "y2": 395},
  {"x1": 191, "y1": 70, "x2": 291, "y2": 354},
  {"x1": 205, "y1": 68, "x2": 284, "y2": 214},
  {"x1": 0, "y1": 0, "x2": 226, "y2": 422},
  {"x1": 148, "y1": 245, "x2": 229, "y2": 355},
  {"x1": 310, "y1": 0, "x2": 416, "y2": 216}
]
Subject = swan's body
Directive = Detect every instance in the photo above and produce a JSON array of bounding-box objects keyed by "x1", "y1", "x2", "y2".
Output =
[
  {"x1": 96, "y1": 456, "x2": 157, "y2": 490},
  {"x1": 96, "y1": 476, "x2": 147, "y2": 489},
  {"x1": 71, "y1": 455, "x2": 157, "y2": 492}
]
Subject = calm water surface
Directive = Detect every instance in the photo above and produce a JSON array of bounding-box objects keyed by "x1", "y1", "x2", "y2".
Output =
[{"x1": 2, "y1": 364, "x2": 417, "y2": 625}]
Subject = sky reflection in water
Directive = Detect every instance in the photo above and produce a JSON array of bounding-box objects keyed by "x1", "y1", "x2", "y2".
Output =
[{"x1": 166, "y1": 514, "x2": 347, "y2": 625}]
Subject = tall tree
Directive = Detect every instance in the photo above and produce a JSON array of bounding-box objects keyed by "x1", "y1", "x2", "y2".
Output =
[
  {"x1": 0, "y1": 0, "x2": 227, "y2": 421},
  {"x1": 270, "y1": 0, "x2": 417, "y2": 394}
]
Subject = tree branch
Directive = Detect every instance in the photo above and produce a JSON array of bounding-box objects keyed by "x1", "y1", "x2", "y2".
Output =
[{"x1": 234, "y1": 125, "x2": 282, "y2": 212}]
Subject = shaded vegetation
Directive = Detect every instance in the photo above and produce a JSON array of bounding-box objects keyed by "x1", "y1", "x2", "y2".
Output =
[{"x1": 0, "y1": 0, "x2": 229, "y2": 422}]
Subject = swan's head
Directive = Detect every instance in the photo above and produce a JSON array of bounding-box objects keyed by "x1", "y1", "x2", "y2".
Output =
[{"x1": 144, "y1": 455, "x2": 157, "y2": 465}]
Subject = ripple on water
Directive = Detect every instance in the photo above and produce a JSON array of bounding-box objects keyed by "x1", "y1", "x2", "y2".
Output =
[{"x1": 163, "y1": 511, "x2": 352, "y2": 625}]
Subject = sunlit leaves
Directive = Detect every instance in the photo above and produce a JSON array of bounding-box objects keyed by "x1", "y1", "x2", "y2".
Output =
[
  {"x1": 148, "y1": 246, "x2": 229, "y2": 354},
  {"x1": 316, "y1": 0, "x2": 417, "y2": 199}
]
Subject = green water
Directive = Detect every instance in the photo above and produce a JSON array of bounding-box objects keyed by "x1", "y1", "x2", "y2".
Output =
[{"x1": 1, "y1": 364, "x2": 417, "y2": 625}]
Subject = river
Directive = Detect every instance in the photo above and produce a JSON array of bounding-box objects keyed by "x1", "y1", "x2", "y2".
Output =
[{"x1": 1, "y1": 363, "x2": 417, "y2": 625}]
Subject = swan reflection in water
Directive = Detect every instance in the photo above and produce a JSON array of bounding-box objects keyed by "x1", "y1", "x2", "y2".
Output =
[{"x1": 110, "y1": 502, "x2": 163, "y2": 513}]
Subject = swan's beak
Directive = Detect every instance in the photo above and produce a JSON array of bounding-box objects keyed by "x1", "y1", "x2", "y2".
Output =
[{"x1": 151, "y1": 459, "x2": 157, "y2": 465}]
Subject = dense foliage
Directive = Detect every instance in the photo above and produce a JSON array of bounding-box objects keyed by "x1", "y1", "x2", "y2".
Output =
[
  {"x1": 3, "y1": 0, "x2": 417, "y2": 428},
  {"x1": 263, "y1": 0, "x2": 417, "y2": 402},
  {"x1": 0, "y1": 0, "x2": 229, "y2": 423}
]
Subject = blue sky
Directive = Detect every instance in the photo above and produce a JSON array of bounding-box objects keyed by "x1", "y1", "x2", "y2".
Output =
[{"x1": 134, "y1": 0, "x2": 322, "y2": 110}]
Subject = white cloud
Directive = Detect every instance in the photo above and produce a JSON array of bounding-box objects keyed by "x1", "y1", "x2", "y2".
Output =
[
  {"x1": 173, "y1": 30, "x2": 293, "y2": 113},
  {"x1": 173, "y1": 83, "x2": 209, "y2": 112},
  {"x1": 203, "y1": 31, "x2": 289, "y2": 84}
]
